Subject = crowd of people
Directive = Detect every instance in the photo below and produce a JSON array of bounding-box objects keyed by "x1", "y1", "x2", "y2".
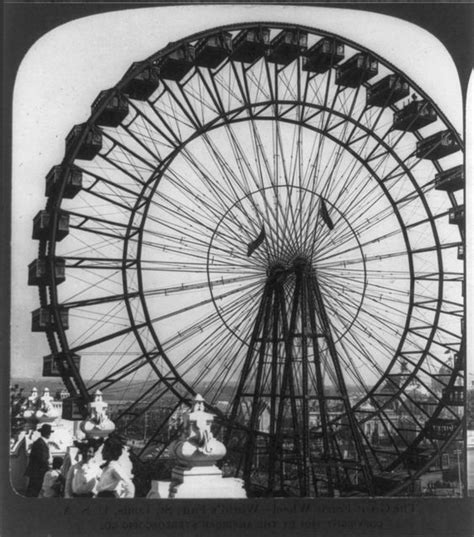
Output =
[{"x1": 25, "y1": 423, "x2": 135, "y2": 499}]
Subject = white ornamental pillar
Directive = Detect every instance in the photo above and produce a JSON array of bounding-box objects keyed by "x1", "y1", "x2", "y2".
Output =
[{"x1": 167, "y1": 394, "x2": 246, "y2": 499}]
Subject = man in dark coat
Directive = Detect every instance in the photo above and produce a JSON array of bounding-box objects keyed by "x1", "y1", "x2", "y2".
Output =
[{"x1": 25, "y1": 423, "x2": 53, "y2": 497}]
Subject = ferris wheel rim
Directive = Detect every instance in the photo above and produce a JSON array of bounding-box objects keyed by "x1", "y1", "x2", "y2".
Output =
[{"x1": 32, "y1": 20, "x2": 465, "y2": 496}]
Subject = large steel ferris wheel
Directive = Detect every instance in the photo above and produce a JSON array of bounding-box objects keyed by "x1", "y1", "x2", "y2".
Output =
[{"x1": 29, "y1": 22, "x2": 465, "y2": 497}]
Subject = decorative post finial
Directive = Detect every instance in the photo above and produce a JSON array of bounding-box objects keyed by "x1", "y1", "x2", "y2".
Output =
[
  {"x1": 80, "y1": 390, "x2": 115, "y2": 438},
  {"x1": 165, "y1": 395, "x2": 246, "y2": 498}
]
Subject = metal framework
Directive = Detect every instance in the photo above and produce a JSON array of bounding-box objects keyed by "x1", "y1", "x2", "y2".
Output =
[{"x1": 30, "y1": 22, "x2": 465, "y2": 497}]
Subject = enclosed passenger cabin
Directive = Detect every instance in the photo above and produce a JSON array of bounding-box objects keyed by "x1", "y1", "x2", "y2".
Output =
[
  {"x1": 434, "y1": 165, "x2": 463, "y2": 193},
  {"x1": 66, "y1": 124, "x2": 102, "y2": 160},
  {"x1": 416, "y1": 130, "x2": 460, "y2": 160},
  {"x1": 28, "y1": 257, "x2": 65, "y2": 286},
  {"x1": 159, "y1": 44, "x2": 195, "y2": 81},
  {"x1": 43, "y1": 353, "x2": 81, "y2": 377},
  {"x1": 442, "y1": 386, "x2": 464, "y2": 406},
  {"x1": 31, "y1": 307, "x2": 69, "y2": 332},
  {"x1": 62, "y1": 398, "x2": 87, "y2": 420},
  {"x1": 92, "y1": 89, "x2": 129, "y2": 127},
  {"x1": 45, "y1": 165, "x2": 82, "y2": 199},
  {"x1": 122, "y1": 62, "x2": 160, "y2": 100},
  {"x1": 32, "y1": 210, "x2": 70, "y2": 241},
  {"x1": 230, "y1": 27, "x2": 270, "y2": 64},
  {"x1": 266, "y1": 30, "x2": 307, "y2": 66},
  {"x1": 195, "y1": 32, "x2": 232, "y2": 69},
  {"x1": 448, "y1": 204, "x2": 464, "y2": 226},
  {"x1": 392, "y1": 99, "x2": 437, "y2": 131},
  {"x1": 425, "y1": 418, "x2": 458, "y2": 440},
  {"x1": 303, "y1": 38, "x2": 344, "y2": 74},
  {"x1": 335, "y1": 53, "x2": 378, "y2": 88},
  {"x1": 366, "y1": 75, "x2": 409, "y2": 107}
]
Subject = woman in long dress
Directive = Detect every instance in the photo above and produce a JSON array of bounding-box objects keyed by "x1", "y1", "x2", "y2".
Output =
[
  {"x1": 96, "y1": 437, "x2": 135, "y2": 498},
  {"x1": 64, "y1": 441, "x2": 102, "y2": 498}
]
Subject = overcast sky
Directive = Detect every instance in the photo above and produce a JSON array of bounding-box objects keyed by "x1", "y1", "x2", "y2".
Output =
[{"x1": 10, "y1": 5, "x2": 471, "y2": 383}]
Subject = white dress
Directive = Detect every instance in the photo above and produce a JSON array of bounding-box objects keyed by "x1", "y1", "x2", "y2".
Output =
[
  {"x1": 65, "y1": 460, "x2": 102, "y2": 498},
  {"x1": 39, "y1": 469, "x2": 61, "y2": 498},
  {"x1": 96, "y1": 460, "x2": 135, "y2": 498}
]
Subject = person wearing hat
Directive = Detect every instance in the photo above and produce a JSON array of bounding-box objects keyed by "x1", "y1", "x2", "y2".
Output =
[{"x1": 25, "y1": 424, "x2": 53, "y2": 497}]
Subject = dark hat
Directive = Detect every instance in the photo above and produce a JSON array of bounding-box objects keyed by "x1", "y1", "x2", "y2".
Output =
[{"x1": 39, "y1": 423, "x2": 53, "y2": 435}]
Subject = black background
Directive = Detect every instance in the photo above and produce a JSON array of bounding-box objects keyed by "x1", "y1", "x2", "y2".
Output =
[{"x1": 2, "y1": 2, "x2": 473, "y2": 536}]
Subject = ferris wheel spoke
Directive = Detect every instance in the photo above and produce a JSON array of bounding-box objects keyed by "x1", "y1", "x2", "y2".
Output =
[
  {"x1": 59, "y1": 231, "x2": 124, "y2": 260},
  {"x1": 303, "y1": 70, "x2": 333, "y2": 186},
  {"x1": 159, "y1": 168, "x2": 233, "y2": 228},
  {"x1": 175, "y1": 79, "x2": 212, "y2": 131},
  {"x1": 318, "y1": 94, "x2": 366, "y2": 201},
  {"x1": 86, "y1": 334, "x2": 155, "y2": 387},
  {"x1": 318, "y1": 112, "x2": 417, "y2": 222},
  {"x1": 76, "y1": 165, "x2": 143, "y2": 200},
  {"x1": 336, "y1": 210, "x2": 448, "y2": 261},
  {"x1": 97, "y1": 152, "x2": 148, "y2": 185},
  {"x1": 144, "y1": 99, "x2": 187, "y2": 146},
  {"x1": 324, "y1": 137, "x2": 390, "y2": 216},
  {"x1": 87, "y1": 356, "x2": 155, "y2": 392},
  {"x1": 221, "y1": 120, "x2": 270, "y2": 200},
  {"x1": 64, "y1": 209, "x2": 137, "y2": 239},
  {"x1": 378, "y1": 149, "x2": 424, "y2": 186},
  {"x1": 183, "y1": 72, "x2": 222, "y2": 123},
  {"x1": 274, "y1": 125, "x2": 303, "y2": 253},
  {"x1": 180, "y1": 131, "x2": 263, "y2": 231},
  {"x1": 138, "y1": 238, "x2": 212, "y2": 263},
  {"x1": 333, "y1": 288, "x2": 409, "y2": 345},
  {"x1": 317, "y1": 238, "x2": 457, "y2": 269},
  {"x1": 126, "y1": 99, "x2": 178, "y2": 153},
  {"x1": 178, "y1": 323, "x2": 248, "y2": 396},
  {"x1": 364, "y1": 117, "x2": 416, "y2": 165},
  {"x1": 116, "y1": 120, "x2": 168, "y2": 164},
  {"x1": 146, "y1": 194, "x2": 224, "y2": 239},
  {"x1": 101, "y1": 129, "x2": 159, "y2": 171},
  {"x1": 80, "y1": 181, "x2": 135, "y2": 212},
  {"x1": 67, "y1": 281, "x2": 253, "y2": 354},
  {"x1": 324, "y1": 165, "x2": 396, "y2": 241},
  {"x1": 324, "y1": 304, "x2": 388, "y2": 380},
  {"x1": 324, "y1": 290, "x2": 402, "y2": 370},
  {"x1": 204, "y1": 333, "x2": 257, "y2": 402},
  {"x1": 344, "y1": 97, "x2": 386, "y2": 149},
  {"x1": 172, "y1": 141, "x2": 250, "y2": 227},
  {"x1": 146, "y1": 279, "x2": 262, "y2": 318},
  {"x1": 157, "y1": 83, "x2": 200, "y2": 135},
  {"x1": 246, "y1": 119, "x2": 290, "y2": 255},
  {"x1": 246, "y1": 121, "x2": 282, "y2": 231},
  {"x1": 199, "y1": 67, "x2": 231, "y2": 119},
  {"x1": 163, "y1": 289, "x2": 261, "y2": 383},
  {"x1": 69, "y1": 308, "x2": 133, "y2": 353}
]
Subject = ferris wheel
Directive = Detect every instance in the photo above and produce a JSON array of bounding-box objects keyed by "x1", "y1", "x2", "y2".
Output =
[{"x1": 29, "y1": 22, "x2": 465, "y2": 497}]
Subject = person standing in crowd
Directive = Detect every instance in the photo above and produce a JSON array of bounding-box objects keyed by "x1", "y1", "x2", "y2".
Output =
[
  {"x1": 64, "y1": 440, "x2": 102, "y2": 498},
  {"x1": 96, "y1": 437, "x2": 135, "y2": 498},
  {"x1": 25, "y1": 423, "x2": 53, "y2": 497},
  {"x1": 39, "y1": 456, "x2": 64, "y2": 498}
]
